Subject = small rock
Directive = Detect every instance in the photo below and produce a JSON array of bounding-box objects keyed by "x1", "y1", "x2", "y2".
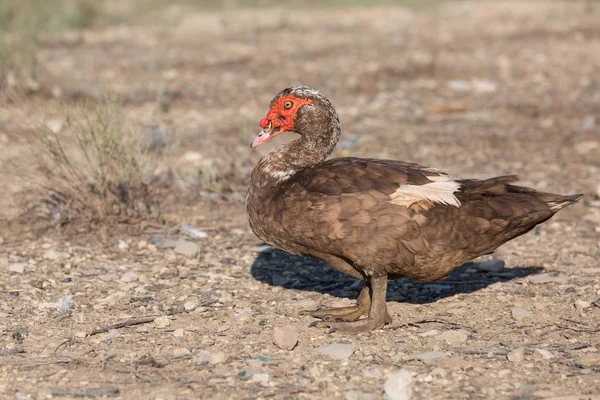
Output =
[
  {"x1": 75, "y1": 331, "x2": 87, "y2": 339},
  {"x1": 534, "y1": 348, "x2": 554, "y2": 360},
  {"x1": 117, "y1": 240, "x2": 129, "y2": 251},
  {"x1": 477, "y1": 259, "x2": 505, "y2": 273},
  {"x1": 150, "y1": 235, "x2": 178, "y2": 249},
  {"x1": 120, "y1": 271, "x2": 138, "y2": 283},
  {"x1": 0, "y1": 236, "x2": 4, "y2": 244},
  {"x1": 437, "y1": 329, "x2": 469, "y2": 345},
  {"x1": 511, "y1": 307, "x2": 532, "y2": 321},
  {"x1": 578, "y1": 353, "x2": 600, "y2": 368},
  {"x1": 97, "y1": 292, "x2": 126, "y2": 306},
  {"x1": 209, "y1": 352, "x2": 229, "y2": 364},
  {"x1": 173, "y1": 329, "x2": 185, "y2": 338},
  {"x1": 273, "y1": 327, "x2": 299, "y2": 351},
  {"x1": 384, "y1": 369, "x2": 413, "y2": 400},
  {"x1": 251, "y1": 373, "x2": 270, "y2": 384},
  {"x1": 184, "y1": 301, "x2": 197, "y2": 311},
  {"x1": 57, "y1": 294, "x2": 73, "y2": 313},
  {"x1": 173, "y1": 347, "x2": 191, "y2": 357},
  {"x1": 174, "y1": 241, "x2": 199, "y2": 257},
  {"x1": 154, "y1": 316, "x2": 170, "y2": 328},
  {"x1": 137, "y1": 240, "x2": 148, "y2": 249},
  {"x1": 575, "y1": 300, "x2": 592, "y2": 309},
  {"x1": 193, "y1": 350, "x2": 212, "y2": 365},
  {"x1": 42, "y1": 249, "x2": 64, "y2": 261},
  {"x1": 507, "y1": 347, "x2": 524, "y2": 362},
  {"x1": 528, "y1": 273, "x2": 569, "y2": 284},
  {"x1": 414, "y1": 351, "x2": 447, "y2": 362},
  {"x1": 315, "y1": 343, "x2": 356, "y2": 360},
  {"x1": 9, "y1": 263, "x2": 26, "y2": 273}
]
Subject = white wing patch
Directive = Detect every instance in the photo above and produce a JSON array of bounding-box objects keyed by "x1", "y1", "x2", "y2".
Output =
[{"x1": 390, "y1": 175, "x2": 461, "y2": 208}]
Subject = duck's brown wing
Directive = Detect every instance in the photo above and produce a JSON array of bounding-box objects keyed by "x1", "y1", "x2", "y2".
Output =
[{"x1": 271, "y1": 158, "x2": 454, "y2": 275}]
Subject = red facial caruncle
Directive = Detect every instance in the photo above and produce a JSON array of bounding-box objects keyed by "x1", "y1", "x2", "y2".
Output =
[{"x1": 251, "y1": 94, "x2": 312, "y2": 148}]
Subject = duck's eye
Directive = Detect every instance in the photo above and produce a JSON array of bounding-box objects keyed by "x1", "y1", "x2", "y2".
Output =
[{"x1": 283, "y1": 101, "x2": 293, "y2": 110}]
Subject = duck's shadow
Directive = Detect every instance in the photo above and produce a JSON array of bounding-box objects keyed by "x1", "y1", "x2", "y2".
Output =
[{"x1": 250, "y1": 248, "x2": 543, "y2": 304}]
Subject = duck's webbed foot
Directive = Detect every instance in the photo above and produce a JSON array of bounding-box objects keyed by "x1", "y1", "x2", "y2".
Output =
[
  {"x1": 299, "y1": 283, "x2": 371, "y2": 322},
  {"x1": 309, "y1": 275, "x2": 391, "y2": 334}
]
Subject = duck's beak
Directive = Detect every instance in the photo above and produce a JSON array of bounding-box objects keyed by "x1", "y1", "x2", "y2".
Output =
[{"x1": 251, "y1": 120, "x2": 283, "y2": 148}]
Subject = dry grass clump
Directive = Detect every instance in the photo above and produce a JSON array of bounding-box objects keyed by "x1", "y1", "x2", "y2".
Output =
[{"x1": 10, "y1": 98, "x2": 163, "y2": 228}]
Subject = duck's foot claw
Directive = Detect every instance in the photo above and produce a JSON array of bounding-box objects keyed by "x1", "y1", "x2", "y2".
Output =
[
  {"x1": 299, "y1": 305, "x2": 367, "y2": 322},
  {"x1": 309, "y1": 318, "x2": 388, "y2": 334}
]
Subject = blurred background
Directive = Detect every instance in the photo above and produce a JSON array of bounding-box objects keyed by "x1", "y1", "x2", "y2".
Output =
[{"x1": 0, "y1": 0, "x2": 598, "y2": 234}]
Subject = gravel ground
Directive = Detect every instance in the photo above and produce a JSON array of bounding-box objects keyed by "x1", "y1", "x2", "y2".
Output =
[{"x1": 1, "y1": 1, "x2": 600, "y2": 399}]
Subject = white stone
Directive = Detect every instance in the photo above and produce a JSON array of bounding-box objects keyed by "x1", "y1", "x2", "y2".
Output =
[
  {"x1": 507, "y1": 347, "x2": 524, "y2": 362},
  {"x1": 315, "y1": 343, "x2": 356, "y2": 360},
  {"x1": 173, "y1": 347, "x2": 191, "y2": 357},
  {"x1": 251, "y1": 373, "x2": 270, "y2": 384},
  {"x1": 384, "y1": 369, "x2": 413, "y2": 400},
  {"x1": 121, "y1": 271, "x2": 138, "y2": 283},
  {"x1": 575, "y1": 300, "x2": 592, "y2": 309},
  {"x1": 534, "y1": 348, "x2": 554, "y2": 360},
  {"x1": 512, "y1": 307, "x2": 532, "y2": 321},
  {"x1": 174, "y1": 241, "x2": 199, "y2": 257},
  {"x1": 184, "y1": 301, "x2": 197, "y2": 311},
  {"x1": 209, "y1": 352, "x2": 229, "y2": 364},
  {"x1": 437, "y1": 329, "x2": 469, "y2": 345},
  {"x1": 9, "y1": 263, "x2": 26, "y2": 273},
  {"x1": 154, "y1": 316, "x2": 170, "y2": 328},
  {"x1": 173, "y1": 329, "x2": 185, "y2": 337}
]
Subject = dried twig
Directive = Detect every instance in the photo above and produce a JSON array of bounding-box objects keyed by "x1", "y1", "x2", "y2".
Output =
[
  {"x1": 449, "y1": 347, "x2": 509, "y2": 355},
  {"x1": 392, "y1": 318, "x2": 474, "y2": 331},
  {"x1": 51, "y1": 387, "x2": 119, "y2": 398},
  {"x1": 88, "y1": 302, "x2": 212, "y2": 336}
]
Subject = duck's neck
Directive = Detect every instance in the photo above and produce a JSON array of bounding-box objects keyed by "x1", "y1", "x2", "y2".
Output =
[{"x1": 253, "y1": 122, "x2": 341, "y2": 185}]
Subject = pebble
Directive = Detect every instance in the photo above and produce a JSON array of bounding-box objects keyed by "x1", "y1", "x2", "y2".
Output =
[
  {"x1": 42, "y1": 249, "x2": 65, "y2": 261},
  {"x1": 137, "y1": 240, "x2": 148, "y2": 249},
  {"x1": 184, "y1": 301, "x2": 197, "y2": 311},
  {"x1": 384, "y1": 369, "x2": 413, "y2": 400},
  {"x1": 507, "y1": 347, "x2": 524, "y2": 362},
  {"x1": 534, "y1": 349, "x2": 554, "y2": 360},
  {"x1": 314, "y1": 343, "x2": 356, "y2": 360},
  {"x1": 174, "y1": 241, "x2": 199, "y2": 257},
  {"x1": 437, "y1": 329, "x2": 469, "y2": 345},
  {"x1": 154, "y1": 316, "x2": 170, "y2": 328},
  {"x1": 173, "y1": 347, "x2": 191, "y2": 357},
  {"x1": 251, "y1": 373, "x2": 270, "y2": 384},
  {"x1": 273, "y1": 327, "x2": 299, "y2": 351},
  {"x1": 578, "y1": 353, "x2": 600, "y2": 368},
  {"x1": 75, "y1": 331, "x2": 87, "y2": 339},
  {"x1": 97, "y1": 292, "x2": 126, "y2": 306},
  {"x1": 511, "y1": 307, "x2": 533, "y2": 321},
  {"x1": 477, "y1": 259, "x2": 505, "y2": 273},
  {"x1": 413, "y1": 351, "x2": 447, "y2": 362},
  {"x1": 209, "y1": 352, "x2": 229, "y2": 364},
  {"x1": 117, "y1": 240, "x2": 129, "y2": 251},
  {"x1": 9, "y1": 263, "x2": 26, "y2": 273},
  {"x1": 121, "y1": 271, "x2": 138, "y2": 283},
  {"x1": 528, "y1": 273, "x2": 569, "y2": 284},
  {"x1": 173, "y1": 329, "x2": 185, "y2": 337},
  {"x1": 193, "y1": 350, "x2": 212, "y2": 365},
  {"x1": 575, "y1": 300, "x2": 592, "y2": 309}
]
